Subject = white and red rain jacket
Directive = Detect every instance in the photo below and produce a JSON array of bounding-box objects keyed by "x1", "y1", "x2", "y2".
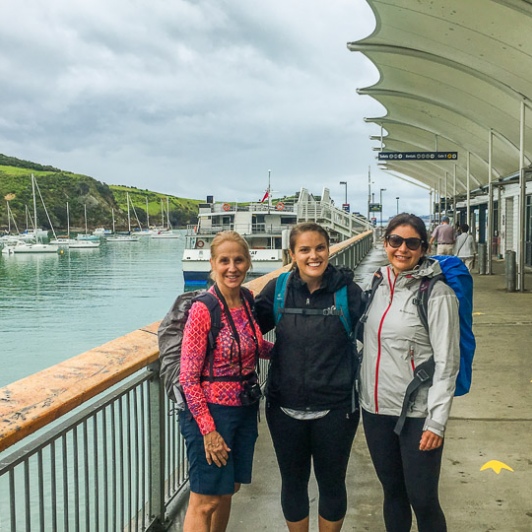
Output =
[{"x1": 360, "y1": 259, "x2": 460, "y2": 437}]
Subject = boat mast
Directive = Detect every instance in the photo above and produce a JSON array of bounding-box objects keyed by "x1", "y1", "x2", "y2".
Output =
[
  {"x1": 146, "y1": 197, "x2": 150, "y2": 228},
  {"x1": 84, "y1": 204, "x2": 88, "y2": 235},
  {"x1": 67, "y1": 202, "x2": 70, "y2": 238},
  {"x1": 6, "y1": 200, "x2": 11, "y2": 233},
  {"x1": 127, "y1": 193, "x2": 132, "y2": 233},
  {"x1": 31, "y1": 174, "x2": 38, "y2": 236},
  {"x1": 267, "y1": 169, "x2": 271, "y2": 214},
  {"x1": 166, "y1": 197, "x2": 171, "y2": 229},
  {"x1": 112, "y1": 208, "x2": 116, "y2": 233},
  {"x1": 6, "y1": 198, "x2": 20, "y2": 235}
]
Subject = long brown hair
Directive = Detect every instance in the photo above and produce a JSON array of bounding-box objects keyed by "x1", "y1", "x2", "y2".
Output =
[{"x1": 289, "y1": 222, "x2": 330, "y2": 253}]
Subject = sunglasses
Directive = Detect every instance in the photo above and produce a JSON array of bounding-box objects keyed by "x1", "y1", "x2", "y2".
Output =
[{"x1": 386, "y1": 234, "x2": 424, "y2": 251}]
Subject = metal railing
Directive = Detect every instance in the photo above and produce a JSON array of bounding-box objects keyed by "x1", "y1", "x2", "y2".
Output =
[
  {"x1": 0, "y1": 231, "x2": 373, "y2": 531},
  {"x1": 296, "y1": 202, "x2": 372, "y2": 240}
]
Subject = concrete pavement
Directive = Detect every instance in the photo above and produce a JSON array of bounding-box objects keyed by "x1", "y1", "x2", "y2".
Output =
[{"x1": 172, "y1": 253, "x2": 532, "y2": 531}]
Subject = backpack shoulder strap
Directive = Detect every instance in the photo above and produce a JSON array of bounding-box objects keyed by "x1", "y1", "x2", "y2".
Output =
[
  {"x1": 240, "y1": 286, "x2": 255, "y2": 312},
  {"x1": 414, "y1": 274, "x2": 444, "y2": 331},
  {"x1": 334, "y1": 284, "x2": 352, "y2": 336},
  {"x1": 192, "y1": 291, "x2": 222, "y2": 380},
  {"x1": 360, "y1": 270, "x2": 384, "y2": 324},
  {"x1": 273, "y1": 271, "x2": 291, "y2": 325},
  {"x1": 273, "y1": 271, "x2": 351, "y2": 335},
  {"x1": 394, "y1": 357, "x2": 435, "y2": 435}
]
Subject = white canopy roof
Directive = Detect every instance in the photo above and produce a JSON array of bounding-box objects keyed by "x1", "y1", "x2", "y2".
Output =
[{"x1": 348, "y1": 0, "x2": 532, "y2": 195}]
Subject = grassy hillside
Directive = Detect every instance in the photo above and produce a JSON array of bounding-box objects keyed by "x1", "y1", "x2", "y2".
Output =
[{"x1": 0, "y1": 154, "x2": 200, "y2": 232}]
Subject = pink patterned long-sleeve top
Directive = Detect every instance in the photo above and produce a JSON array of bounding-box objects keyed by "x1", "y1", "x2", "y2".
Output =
[{"x1": 180, "y1": 287, "x2": 272, "y2": 435}]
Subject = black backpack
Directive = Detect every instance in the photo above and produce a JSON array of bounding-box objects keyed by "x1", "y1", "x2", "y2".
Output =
[{"x1": 157, "y1": 287, "x2": 254, "y2": 405}]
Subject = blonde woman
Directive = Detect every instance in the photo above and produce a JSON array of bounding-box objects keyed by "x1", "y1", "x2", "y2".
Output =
[{"x1": 179, "y1": 231, "x2": 271, "y2": 532}]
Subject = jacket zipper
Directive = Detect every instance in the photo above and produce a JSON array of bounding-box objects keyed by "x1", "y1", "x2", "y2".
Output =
[{"x1": 374, "y1": 267, "x2": 396, "y2": 413}]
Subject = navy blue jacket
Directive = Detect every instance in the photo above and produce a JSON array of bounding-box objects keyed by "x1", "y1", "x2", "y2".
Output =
[{"x1": 255, "y1": 265, "x2": 364, "y2": 411}]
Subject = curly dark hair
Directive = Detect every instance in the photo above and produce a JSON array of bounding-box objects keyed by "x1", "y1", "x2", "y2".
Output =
[{"x1": 384, "y1": 213, "x2": 429, "y2": 252}]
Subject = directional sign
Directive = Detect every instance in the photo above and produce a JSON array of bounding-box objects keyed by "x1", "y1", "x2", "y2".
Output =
[
  {"x1": 378, "y1": 152, "x2": 458, "y2": 161},
  {"x1": 369, "y1": 203, "x2": 382, "y2": 213}
]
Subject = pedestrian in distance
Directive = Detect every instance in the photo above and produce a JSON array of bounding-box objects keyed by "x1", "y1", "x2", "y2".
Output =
[
  {"x1": 359, "y1": 213, "x2": 460, "y2": 532},
  {"x1": 429, "y1": 215, "x2": 455, "y2": 255},
  {"x1": 178, "y1": 231, "x2": 272, "y2": 532},
  {"x1": 255, "y1": 222, "x2": 365, "y2": 532},
  {"x1": 454, "y1": 223, "x2": 477, "y2": 272}
]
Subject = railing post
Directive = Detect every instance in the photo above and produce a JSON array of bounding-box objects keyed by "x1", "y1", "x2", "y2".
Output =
[
  {"x1": 477, "y1": 243, "x2": 487, "y2": 275},
  {"x1": 505, "y1": 250, "x2": 517, "y2": 292},
  {"x1": 148, "y1": 361, "x2": 167, "y2": 529}
]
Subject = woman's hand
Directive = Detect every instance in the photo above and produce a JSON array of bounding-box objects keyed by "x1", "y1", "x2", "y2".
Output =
[
  {"x1": 419, "y1": 430, "x2": 443, "y2": 451},
  {"x1": 204, "y1": 431, "x2": 231, "y2": 466}
]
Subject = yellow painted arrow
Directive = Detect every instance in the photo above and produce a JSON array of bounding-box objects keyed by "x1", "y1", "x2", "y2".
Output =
[{"x1": 480, "y1": 460, "x2": 514, "y2": 474}]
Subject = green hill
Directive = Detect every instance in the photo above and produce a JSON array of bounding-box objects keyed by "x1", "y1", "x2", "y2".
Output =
[{"x1": 0, "y1": 154, "x2": 201, "y2": 232}]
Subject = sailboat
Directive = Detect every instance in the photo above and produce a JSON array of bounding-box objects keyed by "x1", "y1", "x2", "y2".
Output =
[
  {"x1": 106, "y1": 194, "x2": 139, "y2": 242},
  {"x1": 76, "y1": 204, "x2": 100, "y2": 241},
  {"x1": 51, "y1": 203, "x2": 100, "y2": 249},
  {"x1": 0, "y1": 195, "x2": 24, "y2": 244},
  {"x1": 2, "y1": 175, "x2": 59, "y2": 254},
  {"x1": 151, "y1": 197, "x2": 180, "y2": 239}
]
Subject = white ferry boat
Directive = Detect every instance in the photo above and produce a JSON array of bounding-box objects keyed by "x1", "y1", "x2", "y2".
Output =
[{"x1": 182, "y1": 187, "x2": 372, "y2": 285}]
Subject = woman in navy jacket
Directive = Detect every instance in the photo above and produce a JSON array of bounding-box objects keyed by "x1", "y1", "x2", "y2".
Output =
[{"x1": 255, "y1": 222, "x2": 364, "y2": 532}]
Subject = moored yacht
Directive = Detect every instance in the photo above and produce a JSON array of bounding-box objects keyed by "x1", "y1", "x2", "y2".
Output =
[
  {"x1": 182, "y1": 196, "x2": 296, "y2": 285},
  {"x1": 181, "y1": 186, "x2": 372, "y2": 286}
]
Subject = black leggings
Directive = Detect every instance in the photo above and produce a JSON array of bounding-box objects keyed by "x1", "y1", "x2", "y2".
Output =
[
  {"x1": 266, "y1": 404, "x2": 359, "y2": 523},
  {"x1": 362, "y1": 410, "x2": 447, "y2": 532}
]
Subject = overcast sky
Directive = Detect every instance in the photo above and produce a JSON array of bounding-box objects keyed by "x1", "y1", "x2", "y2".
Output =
[{"x1": 0, "y1": 0, "x2": 431, "y2": 219}]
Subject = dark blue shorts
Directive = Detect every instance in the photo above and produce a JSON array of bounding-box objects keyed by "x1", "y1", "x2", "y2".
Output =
[{"x1": 178, "y1": 402, "x2": 259, "y2": 495}]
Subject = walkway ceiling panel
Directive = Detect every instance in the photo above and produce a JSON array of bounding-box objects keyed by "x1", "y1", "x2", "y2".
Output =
[
  {"x1": 364, "y1": 55, "x2": 524, "y2": 146},
  {"x1": 369, "y1": 96, "x2": 487, "y2": 150},
  {"x1": 349, "y1": 0, "x2": 532, "y2": 192},
  {"x1": 357, "y1": 0, "x2": 532, "y2": 97}
]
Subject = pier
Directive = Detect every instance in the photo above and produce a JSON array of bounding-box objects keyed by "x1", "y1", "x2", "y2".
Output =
[
  {"x1": 219, "y1": 253, "x2": 532, "y2": 531},
  {"x1": 1, "y1": 236, "x2": 531, "y2": 531}
]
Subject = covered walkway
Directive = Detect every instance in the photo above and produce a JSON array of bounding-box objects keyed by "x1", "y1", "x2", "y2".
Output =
[
  {"x1": 174, "y1": 255, "x2": 532, "y2": 531},
  {"x1": 347, "y1": 0, "x2": 532, "y2": 291}
]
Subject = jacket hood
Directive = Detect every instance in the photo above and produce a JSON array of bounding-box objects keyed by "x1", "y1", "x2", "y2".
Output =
[
  {"x1": 413, "y1": 257, "x2": 443, "y2": 279},
  {"x1": 380, "y1": 256, "x2": 443, "y2": 281}
]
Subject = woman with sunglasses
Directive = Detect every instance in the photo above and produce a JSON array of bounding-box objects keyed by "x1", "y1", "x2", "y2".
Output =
[{"x1": 360, "y1": 213, "x2": 460, "y2": 532}]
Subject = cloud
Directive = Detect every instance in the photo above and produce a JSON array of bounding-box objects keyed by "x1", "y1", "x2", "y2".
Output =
[{"x1": 0, "y1": 0, "x2": 429, "y2": 219}]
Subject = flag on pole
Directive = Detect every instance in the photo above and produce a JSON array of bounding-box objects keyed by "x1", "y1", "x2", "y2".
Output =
[{"x1": 259, "y1": 190, "x2": 269, "y2": 203}]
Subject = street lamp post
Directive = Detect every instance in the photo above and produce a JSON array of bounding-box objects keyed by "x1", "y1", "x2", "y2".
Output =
[
  {"x1": 340, "y1": 181, "x2": 349, "y2": 214},
  {"x1": 379, "y1": 188, "x2": 386, "y2": 228},
  {"x1": 339, "y1": 181, "x2": 348, "y2": 211},
  {"x1": 396, "y1": 197, "x2": 400, "y2": 214}
]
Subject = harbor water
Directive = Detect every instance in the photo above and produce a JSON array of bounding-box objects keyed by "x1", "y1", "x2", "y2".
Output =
[{"x1": 0, "y1": 232, "x2": 187, "y2": 388}]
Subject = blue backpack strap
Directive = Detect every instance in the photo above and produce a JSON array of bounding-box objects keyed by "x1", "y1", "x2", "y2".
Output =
[
  {"x1": 273, "y1": 271, "x2": 291, "y2": 325},
  {"x1": 273, "y1": 271, "x2": 351, "y2": 336},
  {"x1": 334, "y1": 285, "x2": 352, "y2": 336}
]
